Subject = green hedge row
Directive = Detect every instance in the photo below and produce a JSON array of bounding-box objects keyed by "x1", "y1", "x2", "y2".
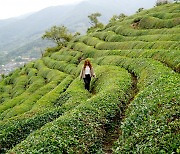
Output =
[
  {"x1": 31, "y1": 75, "x2": 73, "y2": 111},
  {"x1": 113, "y1": 74, "x2": 180, "y2": 153},
  {"x1": 95, "y1": 56, "x2": 179, "y2": 153},
  {"x1": 0, "y1": 77, "x2": 45, "y2": 118},
  {"x1": 0, "y1": 75, "x2": 29, "y2": 105},
  {"x1": 96, "y1": 56, "x2": 177, "y2": 90},
  {"x1": 69, "y1": 42, "x2": 96, "y2": 58},
  {"x1": 93, "y1": 49, "x2": 180, "y2": 73},
  {"x1": 0, "y1": 75, "x2": 90, "y2": 153},
  {"x1": 0, "y1": 68, "x2": 67, "y2": 120},
  {"x1": 92, "y1": 31, "x2": 180, "y2": 42},
  {"x1": 33, "y1": 59, "x2": 68, "y2": 82},
  {"x1": 138, "y1": 16, "x2": 180, "y2": 29},
  {"x1": 105, "y1": 3, "x2": 180, "y2": 30},
  {"x1": 51, "y1": 50, "x2": 83, "y2": 65},
  {"x1": 12, "y1": 75, "x2": 29, "y2": 97},
  {"x1": 94, "y1": 41, "x2": 178, "y2": 50},
  {"x1": 150, "y1": 12, "x2": 180, "y2": 19},
  {"x1": 0, "y1": 58, "x2": 68, "y2": 107},
  {"x1": 75, "y1": 34, "x2": 179, "y2": 52},
  {"x1": 26, "y1": 67, "x2": 38, "y2": 77},
  {"x1": 106, "y1": 25, "x2": 180, "y2": 36},
  {"x1": 67, "y1": 38, "x2": 179, "y2": 73},
  {"x1": 9, "y1": 65, "x2": 132, "y2": 153},
  {"x1": 0, "y1": 67, "x2": 29, "y2": 102},
  {"x1": 2, "y1": 80, "x2": 60, "y2": 119},
  {"x1": 147, "y1": 3, "x2": 180, "y2": 14},
  {"x1": 2, "y1": 68, "x2": 22, "y2": 85},
  {"x1": 80, "y1": 36, "x2": 103, "y2": 46},
  {"x1": 42, "y1": 57, "x2": 77, "y2": 75}
]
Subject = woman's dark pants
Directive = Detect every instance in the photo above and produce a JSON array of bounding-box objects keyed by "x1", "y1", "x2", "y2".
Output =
[{"x1": 83, "y1": 74, "x2": 91, "y2": 91}]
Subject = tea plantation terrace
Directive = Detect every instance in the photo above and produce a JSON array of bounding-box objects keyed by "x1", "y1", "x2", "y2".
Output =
[{"x1": 0, "y1": 3, "x2": 179, "y2": 153}]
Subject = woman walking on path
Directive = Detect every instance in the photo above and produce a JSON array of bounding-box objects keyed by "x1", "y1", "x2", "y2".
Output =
[{"x1": 80, "y1": 59, "x2": 96, "y2": 91}]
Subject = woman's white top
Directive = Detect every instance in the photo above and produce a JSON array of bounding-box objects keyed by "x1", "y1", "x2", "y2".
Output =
[{"x1": 85, "y1": 66, "x2": 91, "y2": 74}]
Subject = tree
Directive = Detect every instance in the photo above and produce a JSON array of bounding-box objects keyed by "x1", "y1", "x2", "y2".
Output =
[
  {"x1": 87, "y1": 12, "x2": 104, "y2": 33},
  {"x1": 42, "y1": 25, "x2": 78, "y2": 47},
  {"x1": 1, "y1": 74, "x2": 5, "y2": 79},
  {"x1": 88, "y1": 12, "x2": 102, "y2": 27},
  {"x1": 109, "y1": 13, "x2": 127, "y2": 23},
  {"x1": 156, "y1": 0, "x2": 171, "y2": 6},
  {"x1": 119, "y1": 13, "x2": 127, "y2": 19},
  {"x1": 136, "y1": 8, "x2": 144, "y2": 13}
]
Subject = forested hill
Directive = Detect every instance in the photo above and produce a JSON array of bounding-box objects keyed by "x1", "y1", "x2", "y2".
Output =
[{"x1": 0, "y1": 3, "x2": 180, "y2": 153}]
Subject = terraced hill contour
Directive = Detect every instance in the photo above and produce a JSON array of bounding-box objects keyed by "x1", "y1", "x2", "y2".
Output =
[{"x1": 0, "y1": 3, "x2": 179, "y2": 153}]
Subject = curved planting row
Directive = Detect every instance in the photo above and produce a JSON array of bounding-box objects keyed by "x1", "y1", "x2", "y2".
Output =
[
  {"x1": 0, "y1": 69, "x2": 29, "y2": 104},
  {"x1": 149, "y1": 12, "x2": 180, "y2": 19},
  {"x1": 9, "y1": 65, "x2": 133, "y2": 153},
  {"x1": 106, "y1": 25, "x2": 180, "y2": 36},
  {"x1": 0, "y1": 59, "x2": 70, "y2": 119},
  {"x1": 42, "y1": 57, "x2": 77, "y2": 76},
  {"x1": 137, "y1": 16, "x2": 180, "y2": 29},
  {"x1": 95, "y1": 55, "x2": 179, "y2": 153},
  {"x1": 91, "y1": 31, "x2": 180, "y2": 42},
  {"x1": 0, "y1": 3, "x2": 179, "y2": 154},
  {"x1": 79, "y1": 36, "x2": 179, "y2": 50},
  {"x1": 51, "y1": 49, "x2": 83, "y2": 65},
  {"x1": 0, "y1": 51, "x2": 84, "y2": 152},
  {"x1": 0, "y1": 75, "x2": 77, "y2": 153},
  {"x1": 69, "y1": 40, "x2": 180, "y2": 72},
  {"x1": 0, "y1": 57, "x2": 82, "y2": 152}
]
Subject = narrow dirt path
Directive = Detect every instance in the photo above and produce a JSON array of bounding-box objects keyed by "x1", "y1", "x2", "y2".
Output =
[{"x1": 102, "y1": 72, "x2": 138, "y2": 154}]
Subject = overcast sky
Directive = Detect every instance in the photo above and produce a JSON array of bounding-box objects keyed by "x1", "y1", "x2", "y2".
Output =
[
  {"x1": 0, "y1": 0, "x2": 159, "y2": 20},
  {"x1": 0, "y1": 0, "x2": 85, "y2": 19}
]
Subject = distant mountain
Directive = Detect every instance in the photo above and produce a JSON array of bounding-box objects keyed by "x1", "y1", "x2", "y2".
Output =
[{"x1": 0, "y1": 0, "x2": 157, "y2": 65}]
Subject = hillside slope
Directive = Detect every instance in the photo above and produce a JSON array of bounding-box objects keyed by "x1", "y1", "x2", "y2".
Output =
[{"x1": 0, "y1": 3, "x2": 179, "y2": 153}]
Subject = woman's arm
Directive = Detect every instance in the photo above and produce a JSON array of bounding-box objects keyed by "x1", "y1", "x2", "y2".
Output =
[
  {"x1": 79, "y1": 67, "x2": 83, "y2": 79},
  {"x1": 91, "y1": 67, "x2": 96, "y2": 78}
]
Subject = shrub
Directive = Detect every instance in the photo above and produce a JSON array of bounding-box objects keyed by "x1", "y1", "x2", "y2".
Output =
[{"x1": 9, "y1": 66, "x2": 132, "y2": 153}]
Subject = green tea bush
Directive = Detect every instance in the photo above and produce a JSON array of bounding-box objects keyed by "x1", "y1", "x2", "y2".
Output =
[
  {"x1": 51, "y1": 53, "x2": 73, "y2": 62},
  {"x1": 31, "y1": 75, "x2": 73, "y2": 110},
  {"x1": 0, "y1": 93, "x2": 11, "y2": 104},
  {"x1": 96, "y1": 56, "x2": 176, "y2": 90},
  {"x1": 11, "y1": 75, "x2": 29, "y2": 97},
  {"x1": 0, "y1": 93, "x2": 30, "y2": 116},
  {"x1": 0, "y1": 84, "x2": 12, "y2": 101},
  {"x1": 27, "y1": 76, "x2": 45, "y2": 87},
  {"x1": 95, "y1": 41, "x2": 152, "y2": 50},
  {"x1": 9, "y1": 66, "x2": 132, "y2": 153},
  {"x1": 0, "y1": 76, "x2": 74, "y2": 153},
  {"x1": 92, "y1": 31, "x2": 116, "y2": 41},
  {"x1": 113, "y1": 74, "x2": 180, "y2": 153},
  {"x1": 139, "y1": 16, "x2": 180, "y2": 29},
  {"x1": 42, "y1": 57, "x2": 77, "y2": 75},
  {"x1": 3, "y1": 65, "x2": 67, "y2": 118},
  {"x1": 0, "y1": 107, "x2": 68, "y2": 153},
  {"x1": 0, "y1": 77, "x2": 46, "y2": 116},
  {"x1": 109, "y1": 25, "x2": 180, "y2": 36},
  {"x1": 50, "y1": 50, "x2": 83, "y2": 65},
  {"x1": 80, "y1": 36, "x2": 101, "y2": 47},
  {"x1": 96, "y1": 56, "x2": 179, "y2": 153},
  {"x1": 150, "y1": 12, "x2": 180, "y2": 19},
  {"x1": 93, "y1": 49, "x2": 180, "y2": 72},
  {"x1": 26, "y1": 68, "x2": 38, "y2": 77},
  {"x1": 0, "y1": 3, "x2": 179, "y2": 153},
  {"x1": 3, "y1": 80, "x2": 60, "y2": 119}
]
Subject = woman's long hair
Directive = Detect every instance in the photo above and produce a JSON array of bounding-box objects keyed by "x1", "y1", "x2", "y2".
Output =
[{"x1": 83, "y1": 59, "x2": 92, "y2": 69}]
